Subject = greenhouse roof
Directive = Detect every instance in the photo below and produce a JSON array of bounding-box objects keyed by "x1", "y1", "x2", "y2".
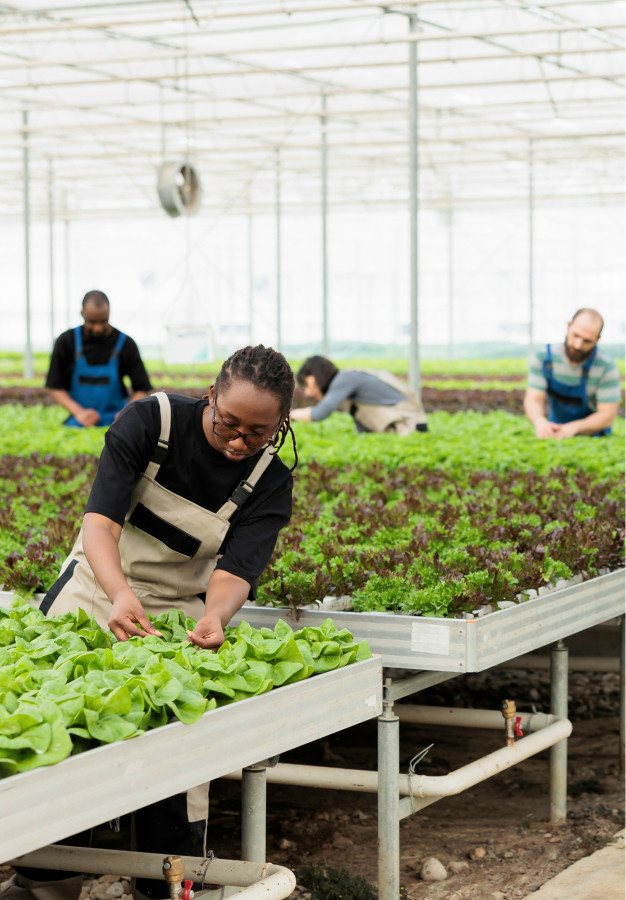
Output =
[{"x1": 0, "y1": 0, "x2": 623, "y2": 220}]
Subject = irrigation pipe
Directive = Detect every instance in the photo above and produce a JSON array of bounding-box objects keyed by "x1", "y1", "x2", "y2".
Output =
[
  {"x1": 395, "y1": 705, "x2": 558, "y2": 730},
  {"x1": 408, "y1": 717, "x2": 571, "y2": 796},
  {"x1": 222, "y1": 715, "x2": 571, "y2": 800},
  {"x1": 9, "y1": 848, "x2": 296, "y2": 900}
]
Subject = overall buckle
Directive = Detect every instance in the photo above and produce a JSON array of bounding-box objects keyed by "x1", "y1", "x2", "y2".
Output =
[
  {"x1": 151, "y1": 439, "x2": 171, "y2": 464},
  {"x1": 230, "y1": 480, "x2": 254, "y2": 507}
]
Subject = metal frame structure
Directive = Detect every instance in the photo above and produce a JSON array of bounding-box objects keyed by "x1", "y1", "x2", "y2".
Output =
[
  {"x1": 2, "y1": 0, "x2": 623, "y2": 380},
  {"x1": 1, "y1": 0, "x2": 623, "y2": 221},
  {"x1": 227, "y1": 571, "x2": 625, "y2": 900}
]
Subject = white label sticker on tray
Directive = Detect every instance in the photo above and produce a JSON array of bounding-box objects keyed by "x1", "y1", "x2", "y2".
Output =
[{"x1": 411, "y1": 622, "x2": 450, "y2": 655}]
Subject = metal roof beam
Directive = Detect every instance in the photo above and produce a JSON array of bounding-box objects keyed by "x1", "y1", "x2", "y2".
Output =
[{"x1": 0, "y1": 42, "x2": 620, "y2": 73}]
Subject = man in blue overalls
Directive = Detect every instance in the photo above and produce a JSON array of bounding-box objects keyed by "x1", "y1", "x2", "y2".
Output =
[
  {"x1": 45, "y1": 290, "x2": 153, "y2": 427},
  {"x1": 524, "y1": 308, "x2": 620, "y2": 439}
]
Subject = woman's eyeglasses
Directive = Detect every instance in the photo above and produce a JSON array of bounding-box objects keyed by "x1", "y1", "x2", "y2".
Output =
[{"x1": 212, "y1": 398, "x2": 281, "y2": 449}]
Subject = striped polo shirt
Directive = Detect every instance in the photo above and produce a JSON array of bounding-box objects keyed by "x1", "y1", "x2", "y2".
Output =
[{"x1": 528, "y1": 343, "x2": 621, "y2": 410}]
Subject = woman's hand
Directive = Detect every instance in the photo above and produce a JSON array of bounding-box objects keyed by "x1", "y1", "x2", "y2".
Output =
[
  {"x1": 108, "y1": 587, "x2": 163, "y2": 642},
  {"x1": 186, "y1": 612, "x2": 225, "y2": 650},
  {"x1": 186, "y1": 570, "x2": 250, "y2": 650}
]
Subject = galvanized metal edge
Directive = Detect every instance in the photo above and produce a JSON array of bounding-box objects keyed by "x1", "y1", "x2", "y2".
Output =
[
  {"x1": 232, "y1": 570, "x2": 625, "y2": 672},
  {"x1": 0, "y1": 656, "x2": 382, "y2": 861},
  {"x1": 472, "y1": 569, "x2": 625, "y2": 671}
]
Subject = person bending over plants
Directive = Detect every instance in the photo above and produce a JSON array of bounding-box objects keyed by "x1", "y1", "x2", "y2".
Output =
[
  {"x1": 291, "y1": 355, "x2": 427, "y2": 434},
  {"x1": 5, "y1": 345, "x2": 297, "y2": 900}
]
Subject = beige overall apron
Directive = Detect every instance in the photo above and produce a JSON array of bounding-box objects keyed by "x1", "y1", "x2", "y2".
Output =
[
  {"x1": 337, "y1": 368, "x2": 427, "y2": 434},
  {"x1": 43, "y1": 391, "x2": 274, "y2": 627},
  {"x1": 39, "y1": 392, "x2": 274, "y2": 825}
]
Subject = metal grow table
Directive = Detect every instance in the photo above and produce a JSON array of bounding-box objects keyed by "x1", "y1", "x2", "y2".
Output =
[
  {"x1": 231, "y1": 570, "x2": 625, "y2": 672},
  {"x1": 228, "y1": 570, "x2": 625, "y2": 900},
  {"x1": 2, "y1": 573, "x2": 623, "y2": 900},
  {"x1": 0, "y1": 656, "x2": 382, "y2": 862}
]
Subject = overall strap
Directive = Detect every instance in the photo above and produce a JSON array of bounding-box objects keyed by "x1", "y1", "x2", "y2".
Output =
[
  {"x1": 217, "y1": 447, "x2": 275, "y2": 520},
  {"x1": 144, "y1": 392, "x2": 172, "y2": 479},
  {"x1": 543, "y1": 343, "x2": 553, "y2": 373},
  {"x1": 74, "y1": 325, "x2": 83, "y2": 359},
  {"x1": 111, "y1": 332, "x2": 127, "y2": 359},
  {"x1": 581, "y1": 345, "x2": 597, "y2": 379}
]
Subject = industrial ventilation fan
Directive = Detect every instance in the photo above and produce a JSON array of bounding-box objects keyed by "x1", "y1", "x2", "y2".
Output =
[{"x1": 157, "y1": 160, "x2": 202, "y2": 217}]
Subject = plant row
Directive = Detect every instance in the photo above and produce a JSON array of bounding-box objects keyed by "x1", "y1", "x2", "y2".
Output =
[
  {"x1": 1, "y1": 430, "x2": 623, "y2": 616},
  {"x1": 11, "y1": 404, "x2": 622, "y2": 469},
  {"x1": 0, "y1": 384, "x2": 537, "y2": 417},
  {"x1": 0, "y1": 354, "x2": 546, "y2": 378},
  {"x1": 0, "y1": 603, "x2": 370, "y2": 777},
  {"x1": 258, "y1": 461, "x2": 623, "y2": 616}
]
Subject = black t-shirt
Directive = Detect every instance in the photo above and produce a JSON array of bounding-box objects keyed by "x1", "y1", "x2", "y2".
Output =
[
  {"x1": 84, "y1": 394, "x2": 293, "y2": 597},
  {"x1": 45, "y1": 326, "x2": 153, "y2": 395}
]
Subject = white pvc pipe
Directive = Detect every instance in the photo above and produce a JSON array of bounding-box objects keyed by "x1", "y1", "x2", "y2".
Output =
[
  {"x1": 222, "y1": 717, "x2": 571, "y2": 799},
  {"x1": 410, "y1": 717, "x2": 571, "y2": 797},
  {"x1": 224, "y1": 762, "x2": 379, "y2": 792},
  {"x1": 10, "y1": 848, "x2": 296, "y2": 900},
  {"x1": 396, "y1": 705, "x2": 556, "y2": 732}
]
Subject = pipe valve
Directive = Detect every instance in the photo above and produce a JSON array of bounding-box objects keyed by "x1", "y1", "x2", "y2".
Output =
[
  {"x1": 501, "y1": 699, "x2": 523, "y2": 747},
  {"x1": 163, "y1": 856, "x2": 187, "y2": 900}
]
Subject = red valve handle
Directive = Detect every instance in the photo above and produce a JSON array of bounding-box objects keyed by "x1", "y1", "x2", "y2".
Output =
[
  {"x1": 182, "y1": 881, "x2": 194, "y2": 900},
  {"x1": 514, "y1": 716, "x2": 524, "y2": 738}
]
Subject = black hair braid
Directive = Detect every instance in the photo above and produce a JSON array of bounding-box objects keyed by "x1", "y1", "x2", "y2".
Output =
[
  {"x1": 215, "y1": 345, "x2": 298, "y2": 470},
  {"x1": 272, "y1": 419, "x2": 298, "y2": 472}
]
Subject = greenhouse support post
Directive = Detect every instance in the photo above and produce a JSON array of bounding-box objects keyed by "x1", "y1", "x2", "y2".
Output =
[
  {"x1": 48, "y1": 160, "x2": 55, "y2": 344},
  {"x1": 407, "y1": 12, "x2": 422, "y2": 401},
  {"x1": 275, "y1": 148, "x2": 282, "y2": 352},
  {"x1": 248, "y1": 209, "x2": 254, "y2": 344},
  {"x1": 22, "y1": 107, "x2": 34, "y2": 380},
  {"x1": 447, "y1": 208, "x2": 454, "y2": 358},
  {"x1": 528, "y1": 139, "x2": 535, "y2": 356},
  {"x1": 321, "y1": 92, "x2": 329, "y2": 357},
  {"x1": 378, "y1": 679, "x2": 399, "y2": 900},
  {"x1": 550, "y1": 640, "x2": 568, "y2": 824},
  {"x1": 64, "y1": 218, "x2": 71, "y2": 329},
  {"x1": 242, "y1": 766, "x2": 267, "y2": 863}
]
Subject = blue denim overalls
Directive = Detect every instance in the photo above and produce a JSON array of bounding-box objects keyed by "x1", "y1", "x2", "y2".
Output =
[
  {"x1": 65, "y1": 326, "x2": 127, "y2": 427},
  {"x1": 542, "y1": 343, "x2": 610, "y2": 437}
]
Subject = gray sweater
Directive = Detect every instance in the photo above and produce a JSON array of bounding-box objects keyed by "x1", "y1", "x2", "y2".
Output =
[{"x1": 309, "y1": 370, "x2": 405, "y2": 422}]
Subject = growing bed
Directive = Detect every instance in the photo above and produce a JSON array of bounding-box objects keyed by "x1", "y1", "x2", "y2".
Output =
[
  {"x1": 232, "y1": 570, "x2": 625, "y2": 671},
  {"x1": 0, "y1": 653, "x2": 382, "y2": 861}
]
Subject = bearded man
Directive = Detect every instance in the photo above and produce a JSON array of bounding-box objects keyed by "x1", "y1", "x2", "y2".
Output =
[{"x1": 524, "y1": 308, "x2": 620, "y2": 439}]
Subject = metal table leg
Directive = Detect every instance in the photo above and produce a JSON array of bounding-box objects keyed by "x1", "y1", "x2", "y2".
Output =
[
  {"x1": 378, "y1": 679, "x2": 400, "y2": 900},
  {"x1": 242, "y1": 766, "x2": 267, "y2": 863},
  {"x1": 550, "y1": 640, "x2": 568, "y2": 824}
]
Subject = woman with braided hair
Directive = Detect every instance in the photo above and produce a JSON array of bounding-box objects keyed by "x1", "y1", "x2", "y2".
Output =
[{"x1": 8, "y1": 346, "x2": 296, "y2": 900}]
